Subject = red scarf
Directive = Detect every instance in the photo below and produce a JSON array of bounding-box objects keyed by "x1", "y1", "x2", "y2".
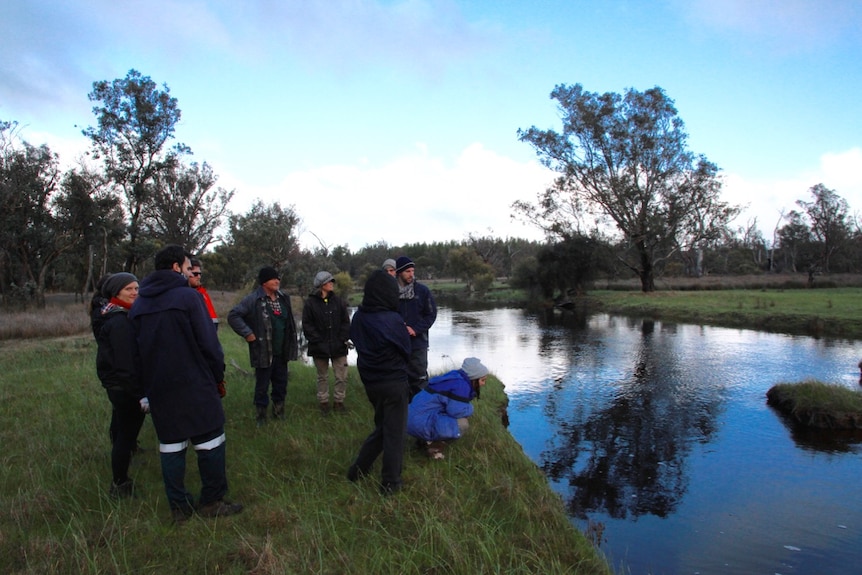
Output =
[{"x1": 109, "y1": 296, "x2": 133, "y2": 310}]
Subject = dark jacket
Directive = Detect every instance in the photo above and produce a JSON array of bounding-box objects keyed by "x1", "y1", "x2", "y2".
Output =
[
  {"x1": 302, "y1": 290, "x2": 350, "y2": 359},
  {"x1": 350, "y1": 270, "x2": 411, "y2": 384},
  {"x1": 95, "y1": 304, "x2": 143, "y2": 399},
  {"x1": 227, "y1": 286, "x2": 299, "y2": 368},
  {"x1": 407, "y1": 369, "x2": 476, "y2": 441},
  {"x1": 397, "y1": 280, "x2": 437, "y2": 351},
  {"x1": 129, "y1": 269, "x2": 225, "y2": 442}
]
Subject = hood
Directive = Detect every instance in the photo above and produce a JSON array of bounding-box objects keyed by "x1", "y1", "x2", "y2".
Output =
[
  {"x1": 138, "y1": 269, "x2": 190, "y2": 299},
  {"x1": 359, "y1": 269, "x2": 398, "y2": 313}
]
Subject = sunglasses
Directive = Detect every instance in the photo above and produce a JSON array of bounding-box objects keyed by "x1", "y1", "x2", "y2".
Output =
[{"x1": 191, "y1": 272, "x2": 202, "y2": 277}]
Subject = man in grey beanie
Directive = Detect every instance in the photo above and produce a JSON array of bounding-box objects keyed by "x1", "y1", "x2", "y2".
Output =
[{"x1": 302, "y1": 271, "x2": 351, "y2": 414}]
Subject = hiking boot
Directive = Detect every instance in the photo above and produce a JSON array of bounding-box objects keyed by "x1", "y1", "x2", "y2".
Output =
[
  {"x1": 333, "y1": 401, "x2": 346, "y2": 414},
  {"x1": 255, "y1": 405, "x2": 267, "y2": 427},
  {"x1": 380, "y1": 481, "x2": 402, "y2": 496},
  {"x1": 272, "y1": 402, "x2": 285, "y2": 421},
  {"x1": 319, "y1": 402, "x2": 331, "y2": 416},
  {"x1": 197, "y1": 499, "x2": 244, "y2": 518},
  {"x1": 109, "y1": 478, "x2": 135, "y2": 498},
  {"x1": 347, "y1": 464, "x2": 368, "y2": 482},
  {"x1": 171, "y1": 506, "x2": 194, "y2": 524},
  {"x1": 426, "y1": 441, "x2": 446, "y2": 460}
]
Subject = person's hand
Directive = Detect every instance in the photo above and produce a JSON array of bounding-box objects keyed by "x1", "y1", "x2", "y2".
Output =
[
  {"x1": 139, "y1": 397, "x2": 150, "y2": 413},
  {"x1": 217, "y1": 380, "x2": 227, "y2": 398},
  {"x1": 406, "y1": 325, "x2": 417, "y2": 337},
  {"x1": 245, "y1": 333, "x2": 257, "y2": 342}
]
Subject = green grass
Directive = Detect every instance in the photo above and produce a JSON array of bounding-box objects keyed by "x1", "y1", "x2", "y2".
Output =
[
  {"x1": 766, "y1": 380, "x2": 862, "y2": 429},
  {"x1": 0, "y1": 331, "x2": 610, "y2": 575},
  {"x1": 586, "y1": 288, "x2": 862, "y2": 339}
]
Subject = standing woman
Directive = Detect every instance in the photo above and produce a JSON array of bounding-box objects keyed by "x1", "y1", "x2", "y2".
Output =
[{"x1": 93, "y1": 272, "x2": 148, "y2": 498}]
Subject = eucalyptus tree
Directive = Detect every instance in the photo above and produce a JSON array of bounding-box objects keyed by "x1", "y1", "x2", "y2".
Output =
[
  {"x1": 517, "y1": 84, "x2": 737, "y2": 291},
  {"x1": 143, "y1": 161, "x2": 234, "y2": 254},
  {"x1": 83, "y1": 69, "x2": 189, "y2": 272},
  {"x1": 796, "y1": 183, "x2": 850, "y2": 272}
]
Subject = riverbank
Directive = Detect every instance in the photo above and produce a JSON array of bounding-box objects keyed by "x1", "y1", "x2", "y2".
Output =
[{"x1": 0, "y1": 332, "x2": 611, "y2": 574}]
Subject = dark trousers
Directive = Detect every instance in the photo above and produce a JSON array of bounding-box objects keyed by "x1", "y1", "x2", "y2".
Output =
[
  {"x1": 106, "y1": 389, "x2": 146, "y2": 484},
  {"x1": 406, "y1": 347, "x2": 429, "y2": 399},
  {"x1": 352, "y1": 377, "x2": 409, "y2": 489},
  {"x1": 254, "y1": 357, "x2": 288, "y2": 407},
  {"x1": 159, "y1": 427, "x2": 228, "y2": 510}
]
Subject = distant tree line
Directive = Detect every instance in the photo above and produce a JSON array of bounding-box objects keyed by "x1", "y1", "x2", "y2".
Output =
[{"x1": 2, "y1": 72, "x2": 860, "y2": 309}]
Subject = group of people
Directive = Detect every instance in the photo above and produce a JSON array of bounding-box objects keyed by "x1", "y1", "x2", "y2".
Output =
[{"x1": 91, "y1": 247, "x2": 491, "y2": 521}]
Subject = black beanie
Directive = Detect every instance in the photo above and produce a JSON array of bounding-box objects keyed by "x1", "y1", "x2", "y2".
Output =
[{"x1": 258, "y1": 266, "x2": 279, "y2": 285}]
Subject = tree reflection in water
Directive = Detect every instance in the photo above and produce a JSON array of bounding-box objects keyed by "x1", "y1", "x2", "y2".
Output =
[{"x1": 537, "y1": 315, "x2": 723, "y2": 520}]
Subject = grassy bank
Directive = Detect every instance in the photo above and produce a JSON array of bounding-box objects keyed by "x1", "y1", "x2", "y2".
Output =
[
  {"x1": 0, "y1": 331, "x2": 610, "y2": 574},
  {"x1": 584, "y1": 287, "x2": 862, "y2": 340},
  {"x1": 767, "y1": 380, "x2": 862, "y2": 429}
]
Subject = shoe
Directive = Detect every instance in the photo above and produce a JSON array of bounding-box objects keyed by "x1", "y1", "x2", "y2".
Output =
[
  {"x1": 109, "y1": 478, "x2": 135, "y2": 498},
  {"x1": 197, "y1": 499, "x2": 244, "y2": 518},
  {"x1": 272, "y1": 402, "x2": 285, "y2": 421},
  {"x1": 319, "y1": 402, "x2": 331, "y2": 416},
  {"x1": 347, "y1": 464, "x2": 368, "y2": 482},
  {"x1": 380, "y1": 481, "x2": 402, "y2": 496},
  {"x1": 171, "y1": 506, "x2": 194, "y2": 524},
  {"x1": 426, "y1": 441, "x2": 446, "y2": 460},
  {"x1": 333, "y1": 402, "x2": 346, "y2": 413},
  {"x1": 255, "y1": 405, "x2": 267, "y2": 427}
]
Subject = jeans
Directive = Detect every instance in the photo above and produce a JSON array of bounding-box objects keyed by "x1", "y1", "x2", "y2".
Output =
[
  {"x1": 351, "y1": 377, "x2": 410, "y2": 489},
  {"x1": 254, "y1": 358, "x2": 288, "y2": 407},
  {"x1": 159, "y1": 426, "x2": 228, "y2": 510}
]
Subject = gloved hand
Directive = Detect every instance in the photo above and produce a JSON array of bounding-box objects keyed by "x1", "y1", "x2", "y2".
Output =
[
  {"x1": 217, "y1": 381, "x2": 227, "y2": 398},
  {"x1": 139, "y1": 397, "x2": 150, "y2": 413}
]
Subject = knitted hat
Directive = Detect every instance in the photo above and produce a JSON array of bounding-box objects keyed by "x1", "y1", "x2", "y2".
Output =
[
  {"x1": 258, "y1": 266, "x2": 280, "y2": 285},
  {"x1": 395, "y1": 256, "x2": 415, "y2": 273},
  {"x1": 382, "y1": 258, "x2": 396, "y2": 271},
  {"x1": 102, "y1": 272, "x2": 138, "y2": 298},
  {"x1": 313, "y1": 270, "x2": 334, "y2": 289},
  {"x1": 461, "y1": 357, "x2": 489, "y2": 380}
]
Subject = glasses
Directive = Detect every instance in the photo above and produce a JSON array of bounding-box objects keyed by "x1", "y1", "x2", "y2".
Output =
[{"x1": 191, "y1": 272, "x2": 202, "y2": 277}]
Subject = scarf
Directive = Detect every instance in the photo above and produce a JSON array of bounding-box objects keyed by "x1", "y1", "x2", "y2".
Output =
[{"x1": 398, "y1": 281, "x2": 415, "y2": 300}]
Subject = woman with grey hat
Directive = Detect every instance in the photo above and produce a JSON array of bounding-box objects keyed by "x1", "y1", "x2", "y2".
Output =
[
  {"x1": 302, "y1": 271, "x2": 351, "y2": 415},
  {"x1": 406, "y1": 357, "x2": 489, "y2": 460},
  {"x1": 93, "y1": 272, "x2": 148, "y2": 498}
]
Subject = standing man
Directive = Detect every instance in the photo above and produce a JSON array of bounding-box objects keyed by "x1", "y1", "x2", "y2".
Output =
[
  {"x1": 129, "y1": 244, "x2": 241, "y2": 522},
  {"x1": 394, "y1": 256, "x2": 437, "y2": 399},
  {"x1": 302, "y1": 271, "x2": 351, "y2": 415},
  {"x1": 347, "y1": 270, "x2": 412, "y2": 494},
  {"x1": 228, "y1": 266, "x2": 299, "y2": 426},
  {"x1": 189, "y1": 257, "x2": 219, "y2": 330}
]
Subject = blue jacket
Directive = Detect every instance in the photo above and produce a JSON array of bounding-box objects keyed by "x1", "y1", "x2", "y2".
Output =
[
  {"x1": 129, "y1": 269, "x2": 225, "y2": 442},
  {"x1": 228, "y1": 286, "x2": 299, "y2": 367},
  {"x1": 397, "y1": 281, "x2": 437, "y2": 351},
  {"x1": 407, "y1": 369, "x2": 476, "y2": 441}
]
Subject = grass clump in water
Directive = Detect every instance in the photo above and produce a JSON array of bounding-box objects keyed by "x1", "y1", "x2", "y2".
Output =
[{"x1": 766, "y1": 379, "x2": 862, "y2": 429}]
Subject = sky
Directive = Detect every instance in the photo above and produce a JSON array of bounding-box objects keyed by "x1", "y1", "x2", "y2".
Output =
[{"x1": 1, "y1": 0, "x2": 860, "y2": 252}]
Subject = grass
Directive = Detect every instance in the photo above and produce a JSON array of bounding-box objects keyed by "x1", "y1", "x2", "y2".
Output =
[
  {"x1": 766, "y1": 380, "x2": 862, "y2": 429},
  {"x1": 0, "y1": 327, "x2": 611, "y2": 574},
  {"x1": 584, "y1": 287, "x2": 862, "y2": 339}
]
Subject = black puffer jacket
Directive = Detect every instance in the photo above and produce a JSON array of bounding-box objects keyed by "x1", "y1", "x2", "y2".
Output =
[
  {"x1": 302, "y1": 291, "x2": 350, "y2": 359},
  {"x1": 95, "y1": 305, "x2": 143, "y2": 398}
]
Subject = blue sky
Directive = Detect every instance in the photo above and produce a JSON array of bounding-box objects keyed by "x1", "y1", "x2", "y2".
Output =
[{"x1": 2, "y1": 0, "x2": 860, "y2": 251}]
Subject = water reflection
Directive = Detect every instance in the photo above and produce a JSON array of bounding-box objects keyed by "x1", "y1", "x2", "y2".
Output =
[{"x1": 417, "y1": 306, "x2": 862, "y2": 575}]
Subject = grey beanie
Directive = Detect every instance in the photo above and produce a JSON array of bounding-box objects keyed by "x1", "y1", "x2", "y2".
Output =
[
  {"x1": 461, "y1": 357, "x2": 489, "y2": 380},
  {"x1": 313, "y1": 270, "x2": 334, "y2": 289},
  {"x1": 382, "y1": 258, "x2": 396, "y2": 271},
  {"x1": 102, "y1": 272, "x2": 138, "y2": 298}
]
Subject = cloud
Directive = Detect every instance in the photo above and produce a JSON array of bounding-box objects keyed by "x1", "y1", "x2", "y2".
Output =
[
  {"x1": 223, "y1": 142, "x2": 550, "y2": 250},
  {"x1": 724, "y1": 147, "x2": 862, "y2": 236}
]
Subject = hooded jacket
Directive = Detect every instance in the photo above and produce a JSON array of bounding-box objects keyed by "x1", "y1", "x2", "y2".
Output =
[
  {"x1": 129, "y1": 269, "x2": 225, "y2": 442},
  {"x1": 95, "y1": 304, "x2": 143, "y2": 398},
  {"x1": 407, "y1": 369, "x2": 476, "y2": 441},
  {"x1": 397, "y1": 279, "x2": 437, "y2": 351},
  {"x1": 228, "y1": 286, "x2": 299, "y2": 368},
  {"x1": 349, "y1": 270, "x2": 411, "y2": 383}
]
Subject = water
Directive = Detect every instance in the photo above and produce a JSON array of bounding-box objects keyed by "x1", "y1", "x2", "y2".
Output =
[{"x1": 368, "y1": 306, "x2": 862, "y2": 575}]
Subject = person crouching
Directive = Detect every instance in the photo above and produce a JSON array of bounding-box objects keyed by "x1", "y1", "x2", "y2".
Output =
[{"x1": 406, "y1": 357, "x2": 489, "y2": 460}]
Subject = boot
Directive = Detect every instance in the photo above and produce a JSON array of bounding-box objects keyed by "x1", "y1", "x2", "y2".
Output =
[
  {"x1": 333, "y1": 401, "x2": 346, "y2": 414},
  {"x1": 272, "y1": 402, "x2": 285, "y2": 421},
  {"x1": 319, "y1": 402, "x2": 331, "y2": 416},
  {"x1": 255, "y1": 405, "x2": 267, "y2": 427}
]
